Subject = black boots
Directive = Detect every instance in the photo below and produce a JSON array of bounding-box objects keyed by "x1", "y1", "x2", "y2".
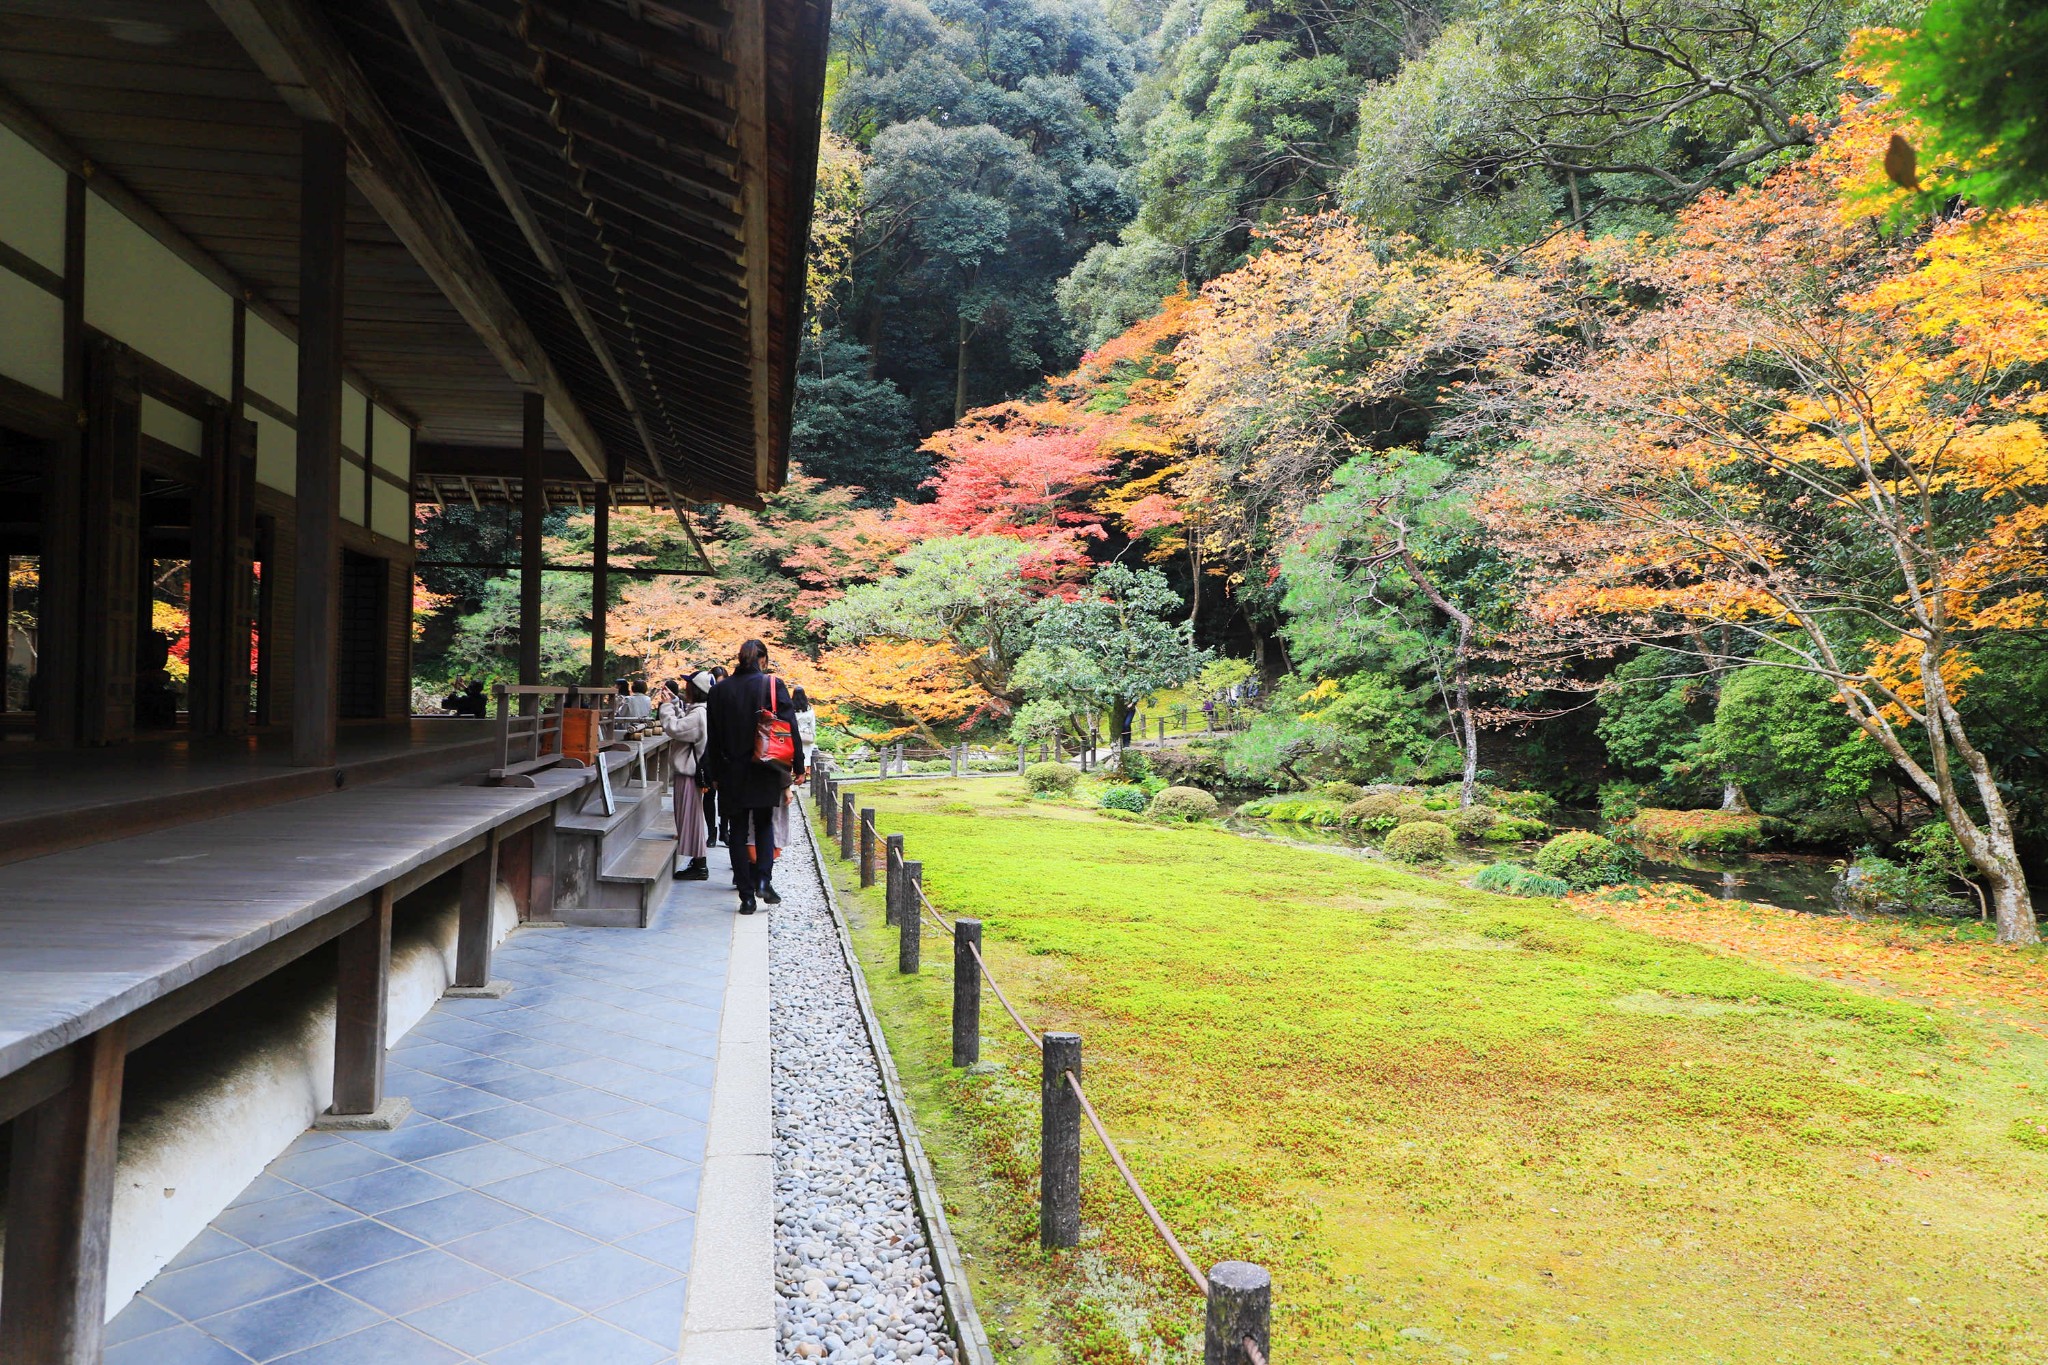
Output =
[{"x1": 674, "y1": 857, "x2": 709, "y2": 881}]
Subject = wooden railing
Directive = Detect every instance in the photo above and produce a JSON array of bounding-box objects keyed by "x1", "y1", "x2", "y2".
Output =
[{"x1": 811, "y1": 770, "x2": 1275, "y2": 1364}]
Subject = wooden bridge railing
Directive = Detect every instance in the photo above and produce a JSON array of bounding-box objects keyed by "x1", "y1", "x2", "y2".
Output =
[{"x1": 811, "y1": 771, "x2": 1275, "y2": 1364}]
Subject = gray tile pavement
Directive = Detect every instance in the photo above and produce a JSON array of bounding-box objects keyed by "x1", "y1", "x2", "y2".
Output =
[{"x1": 108, "y1": 849, "x2": 748, "y2": 1364}]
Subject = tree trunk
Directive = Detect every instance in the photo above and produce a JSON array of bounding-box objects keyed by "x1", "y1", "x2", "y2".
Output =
[
  {"x1": 1400, "y1": 549, "x2": 1479, "y2": 808},
  {"x1": 954, "y1": 316, "x2": 971, "y2": 423},
  {"x1": 1719, "y1": 777, "x2": 1749, "y2": 812}
]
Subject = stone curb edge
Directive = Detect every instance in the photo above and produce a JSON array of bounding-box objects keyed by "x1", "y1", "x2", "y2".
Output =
[{"x1": 797, "y1": 802, "x2": 998, "y2": 1365}]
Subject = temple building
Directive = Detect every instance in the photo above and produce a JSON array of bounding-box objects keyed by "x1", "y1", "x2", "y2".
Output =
[{"x1": 0, "y1": 0, "x2": 827, "y2": 1358}]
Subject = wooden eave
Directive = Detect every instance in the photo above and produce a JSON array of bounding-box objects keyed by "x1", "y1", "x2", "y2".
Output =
[{"x1": 0, "y1": 0, "x2": 829, "y2": 508}]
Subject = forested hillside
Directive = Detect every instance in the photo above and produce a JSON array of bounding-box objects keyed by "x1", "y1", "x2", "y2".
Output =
[{"x1": 416, "y1": 0, "x2": 2048, "y2": 943}]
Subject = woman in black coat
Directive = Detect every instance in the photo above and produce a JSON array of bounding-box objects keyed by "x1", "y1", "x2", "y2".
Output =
[{"x1": 702, "y1": 640, "x2": 805, "y2": 913}]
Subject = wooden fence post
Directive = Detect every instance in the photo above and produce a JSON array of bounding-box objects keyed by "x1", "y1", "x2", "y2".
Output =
[
  {"x1": 884, "y1": 834, "x2": 904, "y2": 925},
  {"x1": 953, "y1": 918, "x2": 982, "y2": 1067},
  {"x1": 1203, "y1": 1262, "x2": 1272, "y2": 1365},
  {"x1": 825, "y1": 781, "x2": 840, "y2": 838},
  {"x1": 951, "y1": 745, "x2": 962, "y2": 777},
  {"x1": 899, "y1": 860, "x2": 923, "y2": 973},
  {"x1": 1040, "y1": 1031, "x2": 1082, "y2": 1248},
  {"x1": 1017, "y1": 746, "x2": 1027, "y2": 775},
  {"x1": 840, "y1": 792, "x2": 857, "y2": 860},
  {"x1": 860, "y1": 809, "x2": 877, "y2": 887}
]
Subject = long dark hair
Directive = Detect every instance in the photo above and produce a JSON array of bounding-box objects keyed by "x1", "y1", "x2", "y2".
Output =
[
  {"x1": 737, "y1": 639, "x2": 769, "y2": 671},
  {"x1": 790, "y1": 686, "x2": 810, "y2": 712}
]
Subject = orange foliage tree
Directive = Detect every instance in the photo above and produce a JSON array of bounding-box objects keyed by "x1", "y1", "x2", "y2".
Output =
[
  {"x1": 1485, "y1": 90, "x2": 2048, "y2": 942},
  {"x1": 806, "y1": 639, "x2": 989, "y2": 744}
]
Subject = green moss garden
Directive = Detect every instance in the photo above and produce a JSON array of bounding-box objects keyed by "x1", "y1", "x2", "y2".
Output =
[{"x1": 823, "y1": 778, "x2": 2048, "y2": 1364}]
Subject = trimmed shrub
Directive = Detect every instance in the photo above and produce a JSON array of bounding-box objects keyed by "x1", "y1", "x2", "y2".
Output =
[
  {"x1": 1343, "y1": 793, "x2": 1433, "y2": 833},
  {"x1": 968, "y1": 757, "x2": 1014, "y2": 772},
  {"x1": 1627, "y1": 808, "x2": 1770, "y2": 853},
  {"x1": 1489, "y1": 787, "x2": 1561, "y2": 819},
  {"x1": 1483, "y1": 816, "x2": 1551, "y2": 843},
  {"x1": 1384, "y1": 820, "x2": 1454, "y2": 863},
  {"x1": 1534, "y1": 832, "x2": 1639, "y2": 890},
  {"x1": 1109, "y1": 748, "x2": 1155, "y2": 782},
  {"x1": 1150, "y1": 786, "x2": 1220, "y2": 822},
  {"x1": 1098, "y1": 785, "x2": 1150, "y2": 813},
  {"x1": 1245, "y1": 796, "x2": 1346, "y2": 826},
  {"x1": 1471, "y1": 862, "x2": 1574, "y2": 897},
  {"x1": 1446, "y1": 806, "x2": 1497, "y2": 840},
  {"x1": 1150, "y1": 746, "x2": 1223, "y2": 787},
  {"x1": 1316, "y1": 781, "x2": 1366, "y2": 804},
  {"x1": 1025, "y1": 762, "x2": 1078, "y2": 796}
]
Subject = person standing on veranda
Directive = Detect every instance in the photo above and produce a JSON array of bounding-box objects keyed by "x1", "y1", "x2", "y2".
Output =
[
  {"x1": 703, "y1": 641, "x2": 805, "y2": 914},
  {"x1": 662, "y1": 674, "x2": 712, "y2": 880}
]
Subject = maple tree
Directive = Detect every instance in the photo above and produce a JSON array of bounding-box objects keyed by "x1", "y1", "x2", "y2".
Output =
[
  {"x1": 805, "y1": 639, "x2": 989, "y2": 744},
  {"x1": 1484, "y1": 92, "x2": 2048, "y2": 942}
]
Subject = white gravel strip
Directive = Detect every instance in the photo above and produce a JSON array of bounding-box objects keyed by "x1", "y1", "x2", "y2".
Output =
[{"x1": 772, "y1": 820, "x2": 958, "y2": 1364}]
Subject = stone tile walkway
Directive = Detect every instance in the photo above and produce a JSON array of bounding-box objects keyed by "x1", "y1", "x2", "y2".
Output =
[{"x1": 107, "y1": 856, "x2": 747, "y2": 1365}]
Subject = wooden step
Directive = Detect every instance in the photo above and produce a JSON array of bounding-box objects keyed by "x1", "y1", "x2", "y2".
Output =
[{"x1": 556, "y1": 833, "x2": 676, "y2": 928}]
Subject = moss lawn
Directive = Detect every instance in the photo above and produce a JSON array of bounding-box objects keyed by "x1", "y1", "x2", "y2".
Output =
[{"x1": 820, "y1": 777, "x2": 2048, "y2": 1364}]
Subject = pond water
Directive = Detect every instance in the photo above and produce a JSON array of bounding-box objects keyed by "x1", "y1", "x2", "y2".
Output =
[{"x1": 1224, "y1": 814, "x2": 1844, "y2": 913}]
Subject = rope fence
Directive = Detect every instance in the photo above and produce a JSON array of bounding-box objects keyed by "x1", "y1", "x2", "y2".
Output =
[{"x1": 809, "y1": 768, "x2": 1274, "y2": 1364}]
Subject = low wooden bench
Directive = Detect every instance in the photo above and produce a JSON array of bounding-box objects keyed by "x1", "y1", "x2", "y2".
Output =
[{"x1": 0, "y1": 776, "x2": 572, "y2": 1363}]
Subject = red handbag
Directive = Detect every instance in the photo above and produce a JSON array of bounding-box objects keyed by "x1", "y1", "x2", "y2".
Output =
[{"x1": 753, "y1": 678, "x2": 797, "y2": 770}]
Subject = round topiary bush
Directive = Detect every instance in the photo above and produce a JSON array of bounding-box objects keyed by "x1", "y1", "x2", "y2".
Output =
[
  {"x1": 1316, "y1": 781, "x2": 1366, "y2": 804},
  {"x1": 1534, "y1": 831, "x2": 1639, "y2": 889},
  {"x1": 1025, "y1": 761, "x2": 1079, "y2": 796},
  {"x1": 1098, "y1": 784, "x2": 1149, "y2": 813},
  {"x1": 1446, "y1": 805, "x2": 1497, "y2": 840},
  {"x1": 1150, "y1": 785, "x2": 1220, "y2": 822},
  {"x1": 1384, "y1": 820, "x2": 1454, "y2": 863},
  {"x1": 1483, "y1": 816, "x2": 1552, "y2": 843},
  {"x1": 1343, "y1": 793, "x2": 1432, "y2": 832}
]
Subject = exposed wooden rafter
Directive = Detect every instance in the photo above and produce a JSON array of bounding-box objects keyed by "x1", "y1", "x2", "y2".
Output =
[
  {"x1": 203, "y1": 0, "x2": 609, "y2": 477},
  {"x1": 382, "y1": 0, "x2": 663, "y2": 477}
]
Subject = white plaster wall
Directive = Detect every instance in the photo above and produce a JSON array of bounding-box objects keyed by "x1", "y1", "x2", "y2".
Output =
[{"x1": 0, "y1": 879, "x2": 517, "y2": 1320}]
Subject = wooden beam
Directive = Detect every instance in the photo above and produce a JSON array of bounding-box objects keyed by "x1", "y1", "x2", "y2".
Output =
[
  {"x1": 330, "y1": 884, "x2": 394, "y2": 1116},
  {"x1": 204, "y1": 0, "x2": 609, "y2": 478},
  {"x1": 293, "y1": 118, "x2": 344, "y2": 769},
  {"x1": 0, "y1": 1023, "x2": 126, "y2": 1365},
  {"x1": 37, "y1": 172, "x2": 85, "y2": 746},
  {"x1": 124, "y1": 899, "x2": 370, "y2": 1054},
  {"x1": 385, "y1": 0, "x2": 663, "y2": 473},
  {"x1": 730, "y1": 0, "x2": 774, "y2": 499}
]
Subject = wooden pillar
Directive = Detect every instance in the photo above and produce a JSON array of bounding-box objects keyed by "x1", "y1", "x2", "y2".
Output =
[
  {"x1": 37, "y1": 174, "x2": 86, "y2": 745},
  {"x1": 519, "y1": 392, "x2": 545, "y2": 689},
  {"x1": 0, "y1": 1023, "x2": 126, "y2": 1365},
  {"x1": 453, "y1": 830, "x2": 500, "y2": 990},
  {"x1": 329, "y1": 886, "x2": 395, "y2": 1118},
  {"x1": 528, "y1": 811, "x2": 557, "y2": 919},
  {"x1": 589, "y1": 481, "x2": 609, "y2": 687},
  {"x1": 292, "y1": 118, "x2": 345, "y2": 768}
]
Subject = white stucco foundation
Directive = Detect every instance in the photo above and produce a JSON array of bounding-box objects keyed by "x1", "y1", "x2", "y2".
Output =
[{"x1": 0, "y1": 876, "x2": 517, "y2": 1321}]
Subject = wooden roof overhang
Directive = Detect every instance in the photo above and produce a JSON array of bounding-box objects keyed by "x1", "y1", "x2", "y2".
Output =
[{"x1": 0, "y1": 0, "x2": 829, "y2": 509}]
